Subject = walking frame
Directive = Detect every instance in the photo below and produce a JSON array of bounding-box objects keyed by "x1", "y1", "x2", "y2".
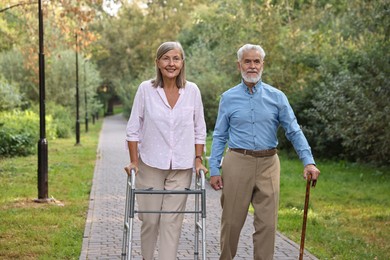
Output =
[{"x1": 121, "y1": 169, "x2": 207, "y2": 260}]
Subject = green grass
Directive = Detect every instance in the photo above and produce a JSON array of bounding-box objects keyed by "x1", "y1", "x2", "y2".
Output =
[
  {"x1": 277, "y1": 154, "x2": 390, "y2": 259},
  {"x1": 1, "y1": 127, "x2": 389, "y2": 259},
  {"x1": 113, "y1": 104, "x2": 124, "y2": 115},
  {"x1": 205, "y1": 137, "x2": 390, "y2": 259},
  {"x1": 0, "y1": 119, "x2": 102, "y2": 259}
]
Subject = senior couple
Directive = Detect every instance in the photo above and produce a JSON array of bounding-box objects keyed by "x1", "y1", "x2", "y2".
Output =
[{"x1": 124, "y1": 41, "x2": 320, "y2": 260}]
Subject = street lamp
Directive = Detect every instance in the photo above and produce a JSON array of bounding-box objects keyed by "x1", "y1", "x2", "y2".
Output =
[
  {"x1": 84, "y1": 60, "x2": 88, "y2": 132},
  {"x1": 37, "y1": 0, "x2": 48, "y2": 201},
  {"x1": 75, "y1": 32, "x2": 80, "y2": 145}
]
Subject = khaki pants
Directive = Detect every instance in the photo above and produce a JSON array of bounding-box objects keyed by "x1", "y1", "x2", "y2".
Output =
[
  {"x1": 220, "y1": 149, "x2": 280, "y2": 260},
  {"x1": 136, "y1": 159, "x2": 192, "y2": 260}
]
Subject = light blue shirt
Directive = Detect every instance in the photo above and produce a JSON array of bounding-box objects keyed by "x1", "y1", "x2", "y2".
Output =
[{"x1": 209, "y1": 80, "x2": 315, "y2": 176}]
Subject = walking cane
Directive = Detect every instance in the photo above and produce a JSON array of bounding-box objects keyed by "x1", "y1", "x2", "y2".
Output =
[{"x1": 299, "y1": 174, "x2": 315, "y2": 260}]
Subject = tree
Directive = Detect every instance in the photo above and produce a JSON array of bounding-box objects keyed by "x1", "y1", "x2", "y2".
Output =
[
  {"x1": 93, "y1": 0, "x2": 209, "y2": 115},
  {"x1": 291, "y1": 0, "x2": 390, "y2": 164},
  {"x1": 0, "y1": 0, "x2": 102, "y2": 87},
  {"x1": 0, "y1": 76, "x2": 23, "y2": 111}
]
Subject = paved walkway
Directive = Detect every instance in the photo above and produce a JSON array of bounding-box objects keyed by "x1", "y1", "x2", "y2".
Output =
[{"x1": 80, "y1": 114, "x2": 318, "y2": 260}]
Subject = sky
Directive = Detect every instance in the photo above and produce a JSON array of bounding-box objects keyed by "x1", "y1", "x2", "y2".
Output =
[{"x1": 102, "y1": 0, "x2": 122, "y2": 16}]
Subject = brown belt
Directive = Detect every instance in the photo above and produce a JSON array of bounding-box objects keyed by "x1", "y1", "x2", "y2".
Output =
[{"x1": 229, "y1": 148, "x2": 277, "y2": 157}]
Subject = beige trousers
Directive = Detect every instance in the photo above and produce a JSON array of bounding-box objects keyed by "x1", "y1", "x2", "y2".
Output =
[
  {"x1": 136, "y1": 159, "x2": 192, "y2": 260},
  {"x1": 220, "y1": 149, "x2": 280, "y2": 260}
]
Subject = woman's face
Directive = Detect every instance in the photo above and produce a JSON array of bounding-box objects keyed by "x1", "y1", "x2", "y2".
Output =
[{"x1": 157, "y1": 49, "x2": 183, "y2": 80}]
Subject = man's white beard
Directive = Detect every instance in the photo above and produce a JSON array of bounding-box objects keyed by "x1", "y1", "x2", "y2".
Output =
[{"x1": 241, "y1": 71, "x2": 262, "y2": 84}]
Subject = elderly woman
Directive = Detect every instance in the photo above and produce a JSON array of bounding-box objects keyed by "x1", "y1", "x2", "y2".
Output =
[{"x1": 125, "y1": 41, "x2": 207, "y2": 260}]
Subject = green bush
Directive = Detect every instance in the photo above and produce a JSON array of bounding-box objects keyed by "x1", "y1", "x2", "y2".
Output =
[
  {"x1": 0, "y1": 110, "x2": 56, "y2": 157},
  {"x1": 290, "y1": 39, "x2": 390, "y2": 165},
  {"x1": 0, "y1": 76, "x2": 23, "y2": 111},
  {"x1": 47, "y1": 103, "x2": 73, "y2": 138},
  {"x1": 30, "y1": 102, "x2": 73, "y2": 139}
]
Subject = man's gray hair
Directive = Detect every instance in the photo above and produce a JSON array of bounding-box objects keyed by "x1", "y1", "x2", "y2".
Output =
[{"x1": 237, "y1": 44, "x2": 266, "y2": 61}]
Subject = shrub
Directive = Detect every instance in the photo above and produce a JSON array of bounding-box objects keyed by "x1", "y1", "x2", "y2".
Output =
[
  {"x1": 30, "y1": 102, "x2": 73, "y2": 139},
  {"x1": 47, "y1": 103, "x2": 73, "y2": 138},
  {"x1": 0, "y1": 110, "x2": 56, "y2": 157},
  {"x1": 0, "y1": 76, "x2": 23, "y2": 111}
]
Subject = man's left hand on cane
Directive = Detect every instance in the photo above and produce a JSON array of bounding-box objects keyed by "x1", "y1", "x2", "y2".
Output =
[{"x1": 303, "y1": 164, "x2": 320, "y2": 187}]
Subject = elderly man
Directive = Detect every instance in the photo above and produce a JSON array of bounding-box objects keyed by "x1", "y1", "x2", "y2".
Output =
[{"x1": 209, "y1": 43, "x2": 320, "y2": 260}]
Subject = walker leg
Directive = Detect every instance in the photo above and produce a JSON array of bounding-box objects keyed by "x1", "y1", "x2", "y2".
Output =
[
  {"x1": 201, "y1": 216, "x2": 206, "y2": 260},
  {"x1": 199, "y1": 170, "x2": 207, "y2": 260},
  {"x1": 201, "y1": 176, "x2": 206, "y2": 260},
  {"x1": 122, "y1": 170, "x2": 136, "y2": 260},
  {"x1": 123, "y1": 169, "x2": 207, "y2": 259},
  {"x1": 194, "y1": 174, "x2": 200, "y2": 259},
  {"x1": 122, "y1": 175, "x2": 131, "y2": 259}
]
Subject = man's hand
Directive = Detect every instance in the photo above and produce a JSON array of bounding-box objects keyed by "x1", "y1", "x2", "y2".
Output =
[
  {"x1": 303, "y1": 164, "x2": 320, "y2": 187},
  {"x1": 210, "y1": 176, "x2": 223, "y2": 191}
]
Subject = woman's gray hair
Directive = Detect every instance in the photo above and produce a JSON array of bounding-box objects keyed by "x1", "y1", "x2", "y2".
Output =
[
  {"x1": 152, "y1": 41, "x2": 186, "y2": 88},
  {"x1": 237, "y1": 44, "x2": 266, "y2": 61}
]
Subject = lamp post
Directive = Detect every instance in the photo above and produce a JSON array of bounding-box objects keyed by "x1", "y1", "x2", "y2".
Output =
[
  {"x1": 37, "y1": 0, "x2": 48, "y2": 201},
  {"x1": 75, "y1": 32, "x2": 80, "y2": 145},
  {"x1": 84, "y1": 61, "x2": 88, "y2": 132}
]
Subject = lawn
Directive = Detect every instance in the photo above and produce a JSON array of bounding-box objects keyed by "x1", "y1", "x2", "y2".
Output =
[
  {"x1": 0, "y1": 126, "x2": 389, "y2": 259},
  {"x1": 205, "y1": 135, "x2": 390, "y2": 259},
  {"x1": 277, "y1": 154, "x2": 390, "y2": 259},
  {"x1": 0, "y1": 118, "x2": 102, "y2": 259}
]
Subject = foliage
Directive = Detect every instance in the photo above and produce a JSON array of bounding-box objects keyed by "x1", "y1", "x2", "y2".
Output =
[
  {"x1": 185, "y1": 41, "x2": 231, "y2": 131},
  {"x1": 0, "y1": 0, "x2": 103, "y2": 84},
  {"x1": 0, "y1": 45, "x2": 103, "y2": 147},
  {"x1": 0, "y1": 76, "x2": 24, "y2": 110},
  {"x1": 290, "y1": 1, "x2": 390, "y2": 165},
  {"x1": 89, "y1": 0, "x2": 390, "y2": 165},
  {"x1": 45, "y1": 49, "x2": 103, "y2": 116},
  {"x1": 0, "y1": 48, "x2": 37, "y2": 101},
  {"x1": 0, "y1": 1, "x2": 105, "y2": 136},
  {"x1": 51, "y1": 105, "x2": 73, "y2": 138},
  {"x1": 29, "y1": 102, "x2": 73, "y2": 139},
  {"x1": 1, "y1": 0, "x2": 389, "y2": 164},
  {"x1": 92, "y1": 0, "x2": 209, "y2": 116},
  {"x1": 301, "y1": 43, "x2": 390, "y2": 165},
  {"x1": 0, "y1": 110, "x2": 56, "y2": 157}
]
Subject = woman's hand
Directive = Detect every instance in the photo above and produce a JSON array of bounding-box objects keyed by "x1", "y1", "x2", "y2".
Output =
[
  {"x1": 195, "y1": 160, "x2": 208, "y2": 176},
  {"x1": 124, "y1": 162, "x2": 138, "y2": 176}
]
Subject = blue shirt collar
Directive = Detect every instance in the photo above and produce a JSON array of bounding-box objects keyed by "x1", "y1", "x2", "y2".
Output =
[{"x1": 240, "y1": 79, "x2": 262, "y2": 94}]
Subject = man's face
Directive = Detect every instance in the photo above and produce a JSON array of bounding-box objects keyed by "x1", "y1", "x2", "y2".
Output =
[{"x1": 237, "y1": 49, "x2": 264, "y2": 87}]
